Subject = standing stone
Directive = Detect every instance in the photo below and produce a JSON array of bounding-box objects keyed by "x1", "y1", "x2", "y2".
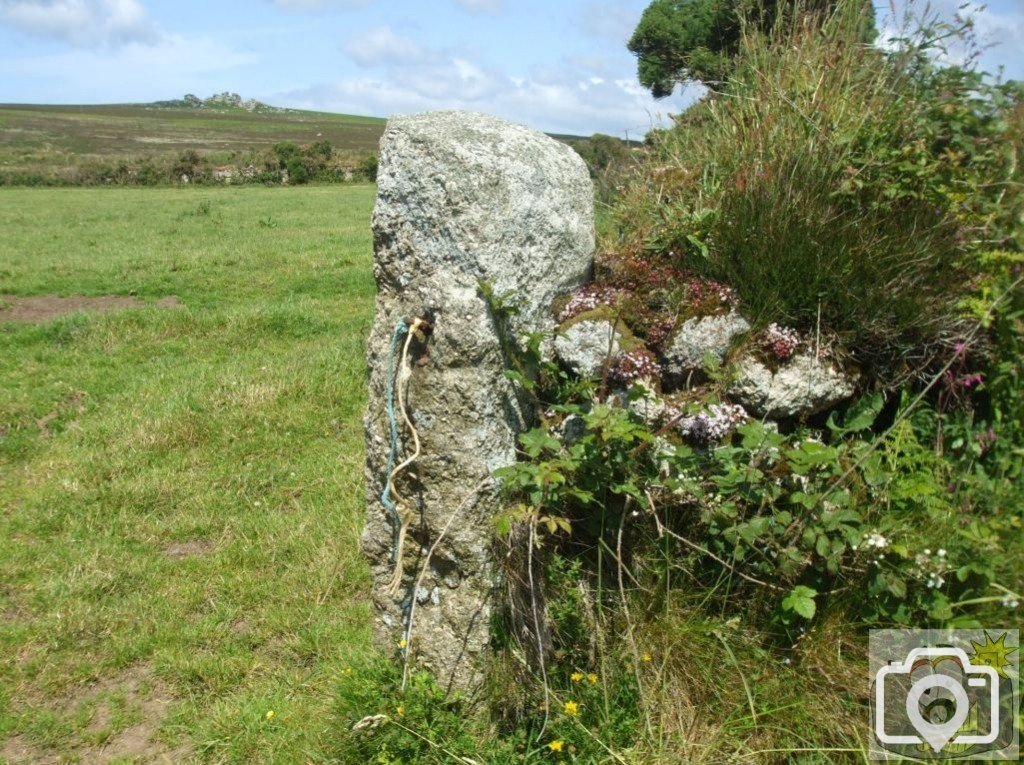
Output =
[{"x1": 363, "y1": 111, "x2": 594, "y2": 695}]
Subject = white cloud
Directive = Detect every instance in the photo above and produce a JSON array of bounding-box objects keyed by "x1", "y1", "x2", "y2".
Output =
[
  {"x1": 345, "y1": 24, "x2": 438, "y2": 67},
  {"x1": 452, "y1": 0, "x2": 501, "y2": 15},
  {"x1": 967, "y1": 4, "x2": 1024, "y2": 74},
  {"x1": 0, "y1": 0, "x2": 157, "y2": 46},
  {"x1": 0, "y1": 34, "x2": 258, "y2": 101},
  {"x1": 275, "y1": 53, "x2": 675, "y2": 138},
  {"x1": 875, "y1": 1, "x2": 1024, "y2": 75},
  {"x1": 280, "y1": 12, "x2": 681, "y2": 137}
]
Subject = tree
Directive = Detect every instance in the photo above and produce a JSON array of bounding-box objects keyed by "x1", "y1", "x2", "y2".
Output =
[{"x1": 627, "y1": 0, "x2": 873, "y2": 96}]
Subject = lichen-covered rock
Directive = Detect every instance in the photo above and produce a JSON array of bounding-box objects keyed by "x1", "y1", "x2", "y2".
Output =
[
  {"x1": 561, "y1": 414, "x2": 587, "y2": 445},
  {"x1": 363, "y1": 111, "x2": 594, "y2": 695},
  {"x1": 612, "y1": 384, "x2": 669, "y2": 427},
  {"x1": 554, "y1": 319, "x2": 621, "y2": 377},
  {"x1": 371, "y1": 110, "x2": 594, "y2": 339},
  {"x1": 663, "y1": 310, "x2": 750, "y2": 385},
  {"x1": 729, "y1": 353, "x2": 857, "y2": 418}
]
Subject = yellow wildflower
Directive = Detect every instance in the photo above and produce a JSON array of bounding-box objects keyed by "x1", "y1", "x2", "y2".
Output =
[
  {"x1": 587, "y1": 673, "x2": 598, "y2": 684},
  {"x1": 343, "y1": 667, "x2": 353, "y2": 675},
  {"x1": 563, "y1": 700, "x2": 580, "y2": 716},
  {"x1": 570, "y1": 671, "x2": 584, "y2": 682},
  {"x1": 548, "y1": 740, "x2": 564, "y2": 752},
  {"x1": 641, "y1": 653, "x2": 652, "y2": 663},
  {"x1": 265, "y1": 710, "x2": 275, "y2": 720},
  {"x1": 396, "y1": 705, "x2": 405, "y2": 717},
  {"x1": 399, "y1": 638, "x2": 407, "y2": 648}
]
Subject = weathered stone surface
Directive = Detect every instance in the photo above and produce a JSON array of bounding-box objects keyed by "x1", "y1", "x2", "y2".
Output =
[
  {"x1": 663, "y1": 310, "x2": 749, "y2": 385},
  {"x1": 363, "y1": 111, "x2": 594, "y2": 695},
  {"x1": 560, "y1": 414, "x2": 587, "y2": 445},
  {"x1": 609, "y1": 384, "x2": 669, "y2": 427},
  {"x1": 628, "y1": 387, "x2": 669, "y2": 427},
  {"x1": 554, "y1": 319, "x2": 620, "y2": 377},
  {"x1": 371, "y1": 110, "x2": 594, "y2": 338},
  {"x1": 729, "y1": 353, "x2": 857, "y2": 418}
]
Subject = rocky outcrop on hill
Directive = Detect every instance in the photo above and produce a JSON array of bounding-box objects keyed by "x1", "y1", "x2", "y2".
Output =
[{"x1": 153, "y1": 92, "x2": 282, "y2": 113}]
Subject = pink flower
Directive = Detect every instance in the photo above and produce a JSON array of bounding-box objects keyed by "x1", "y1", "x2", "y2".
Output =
[
  {"x1": 610, "y1": 349, "x2": 660, "y2": 384},
  {"x1": 558, "y1": 285, "x2": 630, "y2": 323},
  {"x1": 977, "y1": 429, "x2": 997, "y2": 453},
  {"x1": 960, "y1": 373, "x2": 984, "y2": 388},
  {"x1": 763, "y1": 323, "x2": 801, "y2": 361}
]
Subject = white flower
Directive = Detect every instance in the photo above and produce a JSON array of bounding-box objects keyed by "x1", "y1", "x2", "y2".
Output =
[
  {"x1": 864, "y1": 532, "x2": 888, "y2": 549},
  {"x1": 678, "y1": 403, "x2": 748, "y2": 444},
  {"x1": 558, "y1": 286, "x2": 628, "y2": 322},
  {"x1": 926, "y1": 573, "x2": 945, "y2": 589},
  {"x1": 937, "y1": 549, "x2": 947, "y2": 558}
]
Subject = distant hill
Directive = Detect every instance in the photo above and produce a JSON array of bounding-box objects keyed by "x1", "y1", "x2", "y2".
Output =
[
  {"x1": 0, "y1": 95, "x2": 604, "y2": 186},
  {"x1": 0, "y1": 96, "x2": 387, "y2": 163}
]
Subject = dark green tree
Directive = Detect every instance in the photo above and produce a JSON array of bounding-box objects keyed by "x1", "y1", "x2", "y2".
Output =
[{"x1": 628, "y1": 0, "x2": 873, "y2": 96}]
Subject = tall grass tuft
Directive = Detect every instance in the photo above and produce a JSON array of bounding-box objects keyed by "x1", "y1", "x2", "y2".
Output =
[{"x1": 610, "y1": 0, "x2": 1012, "y2": 377}]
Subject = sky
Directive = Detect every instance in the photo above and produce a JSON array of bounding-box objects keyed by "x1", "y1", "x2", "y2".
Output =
[{"x1": 0, "y1": 0, "x2": 1022, "y2": 138}]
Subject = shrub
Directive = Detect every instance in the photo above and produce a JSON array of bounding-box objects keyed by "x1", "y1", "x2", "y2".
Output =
[
  {"x1": 272, "y1": 141, "x2": 300, "y2": 164},
  {"x1": 284, "y1": 155, "x2": 311, "y2": 184},
  {"x1": 483, "y1": 5, "x2": 1023, "y2": 757},
  {"x1": 609, "y1": 0, "x2": 1020, "y2": 379},
  {"x1": 358, "y1": 153, "x2": 379, "y2": 182}
]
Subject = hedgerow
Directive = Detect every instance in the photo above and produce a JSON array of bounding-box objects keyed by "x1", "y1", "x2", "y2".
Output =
[
  {"x1": 335, "y1": 4, "x2": 1022, "y2": 761},
  {"x1": 0, "y1": 141, "x2": 379, "y2": 187},
  {"x1": 478, "y1": 2, "x2": 1023, "y2": 761}
]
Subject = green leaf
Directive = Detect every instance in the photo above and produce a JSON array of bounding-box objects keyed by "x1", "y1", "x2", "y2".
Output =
[
  {"x1": 503, "y1": 369, "x2": 536, "y2": 392},
  {"x1": 493, "y1": 514, "x2": 511, "y2": 536},
  {"x1": 781, "y1": 586, "x2": 817, "y2": 620},
  {"x1": 827, "y1": 392, "x2": 883, "y2": 434},
  {"x1": 884, "y1": 573, "x2": 907, "y2": 598},
  {"x1": 815, "y1": 534, "x2": 830, "y2": 557},
  {"x1": 519, "y1": 428, "x2": 560, "y2": 457}
]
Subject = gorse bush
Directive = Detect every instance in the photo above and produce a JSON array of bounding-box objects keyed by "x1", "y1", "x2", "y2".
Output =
[{"x1": 610, "y1": 0, "x2": 1022, "y2": 378}]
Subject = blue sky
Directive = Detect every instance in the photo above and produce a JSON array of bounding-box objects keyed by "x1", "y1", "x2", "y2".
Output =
[{"x1": 0, "y1": 0, "x2": 1022, "y2": 138}]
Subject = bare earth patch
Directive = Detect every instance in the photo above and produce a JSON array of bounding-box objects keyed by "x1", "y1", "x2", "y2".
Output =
[
  {"x1": 0, "y1": 295, "x2": 181, "y2": 323},
  {"x1": 0, "y1": 665, "x2": 191, "y2": 764},
  {"x1": 164, "y1": 539, "x2": 211, "y2": 559}
]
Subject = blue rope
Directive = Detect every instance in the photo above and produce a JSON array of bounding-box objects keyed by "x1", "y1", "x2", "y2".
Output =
[{"x1": 381, "y1": 319, "x2": 410, "y2": 562}]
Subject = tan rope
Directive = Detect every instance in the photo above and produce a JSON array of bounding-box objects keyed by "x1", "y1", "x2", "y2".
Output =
[{"x1": 385, "y1": 319, "x2": 425, "y2": 597}]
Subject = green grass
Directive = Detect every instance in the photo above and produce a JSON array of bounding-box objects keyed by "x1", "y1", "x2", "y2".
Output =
[{"x1": 0, "y1": 185, "x2": 378, "y2": 763}]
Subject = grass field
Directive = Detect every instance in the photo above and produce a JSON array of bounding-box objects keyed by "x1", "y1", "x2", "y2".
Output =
[
  {"x1": 0, "y1": 104, "x2": 385, "y2": 159},
  {"x1": 0, "y1": 185, "x2": 378, "y2": 763}
]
